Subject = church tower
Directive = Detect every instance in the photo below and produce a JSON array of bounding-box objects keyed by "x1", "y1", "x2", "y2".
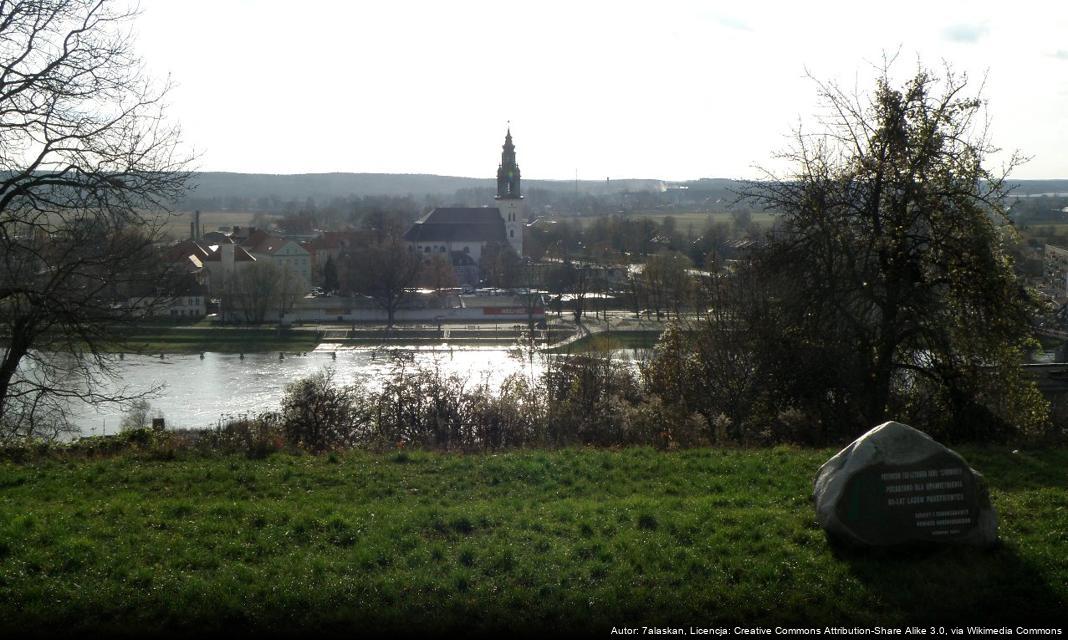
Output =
[{"x1": 495, "y1": 127, "x2": 524, "y2": 256}]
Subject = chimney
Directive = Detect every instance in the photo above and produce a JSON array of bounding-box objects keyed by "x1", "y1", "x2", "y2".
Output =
[
  {"x1": 221, "y1": 242, "x2": 236, "y2": 281},
  {"x1": 190, "y1": 221, "x2": 195, "y2": 240},
  {"x1": 195, "y1": 210, "x2": 201, "y2": 240}
]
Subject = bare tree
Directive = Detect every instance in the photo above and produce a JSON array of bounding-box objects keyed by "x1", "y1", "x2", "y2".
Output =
[
  {"x1": 346, "y1": 235, "x2": 422, "y2": 329},
  {"x1": 230, "y1": 260, "x2": 294, "y2": 324},
  {"x1": 479, "y1": 242, "x2": 520, "y2": 288},
  {"x1": 275, "y1": 264, "x2": 304, "y2": 323},
  {"x1": 518, "y1": 259, "x2": 544, "y2": 332},
  {"x1": 626, "y1": 269, "x2": 642, "y2": 319},
  {"x1": 418, "y1": 254, "x2": 458, "y2": 308},
  {"x1": 0, "y1": 0, "x2": 191, "y2": 439},
  {"x1": 322, "y1": 255, "x2": 340, "y2": 293},
  {"x1": 641, "y1": 252, "x2": 693, "y2": 320},
  {"x1": 547, "y1": 260, "x2": 592, "y2": 323},
  {"x1": 419, "y1": 254, "x2": 454, "y2": 291}
]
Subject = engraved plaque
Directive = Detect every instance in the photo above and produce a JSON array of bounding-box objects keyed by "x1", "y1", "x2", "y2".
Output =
[{"x1": 835, "y1": 450, "x2": 980, "y2": 544}]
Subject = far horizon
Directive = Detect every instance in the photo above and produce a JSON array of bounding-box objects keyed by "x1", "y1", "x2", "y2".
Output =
[{"x1": 187, "y1": 170, "x2": 1068, "y2": 183}]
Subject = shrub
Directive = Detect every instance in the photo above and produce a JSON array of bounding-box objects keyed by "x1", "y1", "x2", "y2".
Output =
[
  {"x1": 542, "y1": 352, "x2": 643, "y2": 446},
  {"x1": 280, "y1": 369, "x2": 363, "y2": 452},
  {"x1": 120, "y1": 399, "x2": 153, "y2": 432},
  {"x1": 190, "y1": 414, "x2": 285, "y2": 458}
]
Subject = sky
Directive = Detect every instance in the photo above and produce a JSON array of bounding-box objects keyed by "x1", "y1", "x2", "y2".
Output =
[{"x1": 133, "y1": 0, "x2": 1068, "y2": 181}]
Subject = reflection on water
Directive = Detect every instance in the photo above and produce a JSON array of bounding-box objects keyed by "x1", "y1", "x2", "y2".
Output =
[{"x1": 73, "y1": 344, "x2": 647, "y2": 436}]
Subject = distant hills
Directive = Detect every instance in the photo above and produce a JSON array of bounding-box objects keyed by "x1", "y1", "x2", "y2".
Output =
[
  {"x1": 1005, "y1": 180, "x2": 1068, "y2": 197},
  {"x1": 175, "y1": 172, "x2": 1068, "y2": 209},
  {"x1": 180, "y1": 172, "x2": 666, "y2": 202}
]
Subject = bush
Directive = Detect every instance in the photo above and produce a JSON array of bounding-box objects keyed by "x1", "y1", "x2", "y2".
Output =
[
  {"x1": 280, "y1": 369, "x2": 363, "y2": 452},
  {"x1": 120, "y1": 399, "x2": 153, "y2": 432},
  {"x1": 542, "y1": 352, "x2": 643, "y2": 446}
]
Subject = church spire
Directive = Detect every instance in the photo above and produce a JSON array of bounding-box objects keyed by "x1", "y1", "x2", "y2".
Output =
[{"x1": 496, "y1": 126, "x2": 521, "y2": 199}]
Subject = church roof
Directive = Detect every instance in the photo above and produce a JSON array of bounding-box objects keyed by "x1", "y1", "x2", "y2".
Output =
[{"x1": 404, "y1": 207, "x2": 506, "y2": 244}]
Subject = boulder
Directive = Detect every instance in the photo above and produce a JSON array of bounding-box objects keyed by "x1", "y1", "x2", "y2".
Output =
[{"x1": 813, "y1": 421, "x2": 997, "y2": 547}]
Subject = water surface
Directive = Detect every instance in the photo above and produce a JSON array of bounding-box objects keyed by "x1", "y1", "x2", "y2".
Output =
[{"x1": 72, "y1": 343, "x2": 647, "y2": 435}]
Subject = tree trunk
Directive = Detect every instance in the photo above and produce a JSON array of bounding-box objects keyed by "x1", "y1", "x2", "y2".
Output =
[
  {"x1": 869, "y1": 299, "x2": 901, "y2": 425},
  {"x1": 0, "y1": 327, "x2": 32, "y2": 426}
]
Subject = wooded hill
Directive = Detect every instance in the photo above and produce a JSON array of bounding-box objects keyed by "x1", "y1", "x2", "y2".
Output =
[{"x1": 175, "y1": 173, "x2": 1068, "y2": 212}]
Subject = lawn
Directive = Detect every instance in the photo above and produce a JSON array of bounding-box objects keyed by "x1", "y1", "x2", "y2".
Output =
[{"x1": 0, "y1": 446, "x2": 1063, "y2": 633}]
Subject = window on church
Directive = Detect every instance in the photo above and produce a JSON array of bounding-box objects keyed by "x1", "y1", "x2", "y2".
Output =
[
  {"x1": 509, "y1": 229, "x2": 514, "y2": 238},
  {"x1": 424, "y1": 246, "x2": 430, "y2": 253}
]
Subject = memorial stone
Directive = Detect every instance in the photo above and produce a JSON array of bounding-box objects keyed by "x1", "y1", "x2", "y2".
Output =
[{"x1": 813, "y1": 421, "x2": 997, "y2": 547}]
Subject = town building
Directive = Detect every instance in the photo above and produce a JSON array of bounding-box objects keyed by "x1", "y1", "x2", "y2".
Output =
[
  {"x1": 301, "y1": 230, "x2": 367, "y2": 287},
  {"x1": 126, "y1": 285, "x2": 209, "y2": 319},
  {"x1": 241, "y1": 231, "x2": 312, "y2": 288},
  {"x1": 202, "y1": 237, "x2": 257, "y2": 294},
  {"x1": 163, "y1": 240, "x2": 212, "y2": 290},
  {"x1": 403, "y1": 128, "x2": 526, "y2": 264}
]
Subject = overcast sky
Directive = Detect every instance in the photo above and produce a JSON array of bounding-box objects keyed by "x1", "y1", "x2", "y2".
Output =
[{"x1": 135, "y1": 0, "x2": 1068, "y2": 181}]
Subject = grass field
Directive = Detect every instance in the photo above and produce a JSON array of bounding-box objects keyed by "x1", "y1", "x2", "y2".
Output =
[
  {"x1": 154, "y1": 210, "x2": 272, "y2": 242},
  {"x1": 0, "y1": 446, "x2": 1063, "y2": 633}
]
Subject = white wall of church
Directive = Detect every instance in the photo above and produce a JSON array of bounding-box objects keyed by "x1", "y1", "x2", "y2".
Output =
[
  {"x1": 414, "y1": 242, "x2": 484, "y2": 263},
  {"x1": 497, "y1": 199, "x2": 524, "y2": 256}
]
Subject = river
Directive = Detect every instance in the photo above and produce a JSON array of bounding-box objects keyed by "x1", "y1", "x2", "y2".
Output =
[{"x1": 72, "y1": 344, "x2": 648, "y2": 436}]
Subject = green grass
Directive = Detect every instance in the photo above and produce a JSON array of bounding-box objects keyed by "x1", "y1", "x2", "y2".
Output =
[{"x1": 0, "y1": 447, "x2": 1064, "y2": 633}]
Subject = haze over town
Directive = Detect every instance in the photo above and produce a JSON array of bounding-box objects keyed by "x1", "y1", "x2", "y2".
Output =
[{"x1": 135, "y1": 0, "x2": 1068, "y2": 181}]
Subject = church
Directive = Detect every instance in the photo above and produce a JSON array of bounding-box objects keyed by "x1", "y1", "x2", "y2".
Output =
[{"x1": 403, "y1": 129, "x2": 525, "y2": 264}]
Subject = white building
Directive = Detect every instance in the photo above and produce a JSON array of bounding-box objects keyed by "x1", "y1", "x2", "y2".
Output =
[
  {"x1": 203, "y1": 240, "x2": 257, "y2": 295},
  {"x1": 243, "y1": 231, "x2": 313, "y2": 289},
  {"x1": 403, "y1": 128, "x2": 525, "y2": 262}
]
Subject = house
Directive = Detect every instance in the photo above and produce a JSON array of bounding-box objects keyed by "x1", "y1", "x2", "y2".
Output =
[
  {"x1": 162, "y1": 240, "x2": 212, "y2": 289},
  {"x1": 242, "y1": 233, "x2": 312, "y2": 288},
  {"x1": 301, "y1": 230, "x2": 366, "y2": 285},
  {"x1": 202, "y1": 238, "x2": 257, "y2": 294},
  {"x1": 126, "y1": 277, "x2": 209, "y2": 319}
]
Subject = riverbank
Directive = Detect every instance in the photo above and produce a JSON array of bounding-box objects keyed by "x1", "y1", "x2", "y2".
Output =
[
  {"x1": 103, "y1": 321, "x2": 587, "y2": 353},
  {"x1": 547, "y1": 329, "x2": 664, "y2": 353},
  {"x1": 0, "y1": 446, "x2": 1063, "y2": 633},
  {"x1": 110, "y1": 326, "x2": 323, "y2": 354}
]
